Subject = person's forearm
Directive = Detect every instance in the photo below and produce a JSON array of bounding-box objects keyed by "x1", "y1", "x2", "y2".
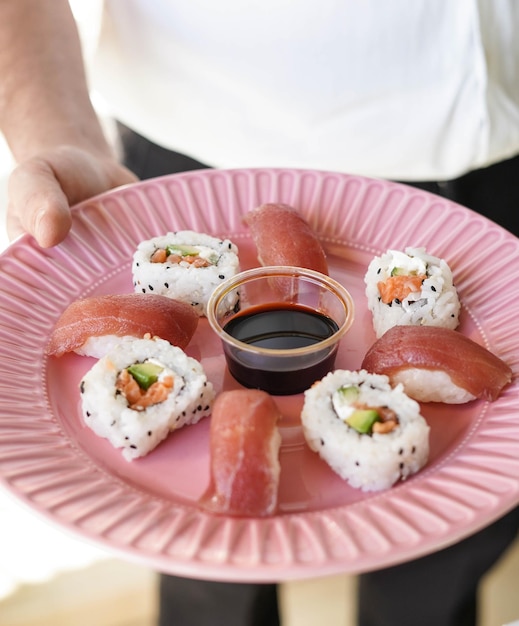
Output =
[{"x1": 0, "y1": 0, "x2": 112, "y2": 162}]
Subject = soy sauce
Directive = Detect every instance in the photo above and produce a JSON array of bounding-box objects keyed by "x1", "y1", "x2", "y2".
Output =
[{"x1": 222, "y1": 303, "x2": 340, "y2": 395}]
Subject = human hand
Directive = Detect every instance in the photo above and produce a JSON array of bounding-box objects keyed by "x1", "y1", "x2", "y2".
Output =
[{"x1": 6, "y1": 145, "x2": 138, "y2": 248}]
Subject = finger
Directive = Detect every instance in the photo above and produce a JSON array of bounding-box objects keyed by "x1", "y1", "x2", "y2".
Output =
[
  {"x1": 7, "y1": 158, "x2": 72, "y2": 248},
  {"x1": 49, "y1": 147, "x2": 138, "y2": 206}
]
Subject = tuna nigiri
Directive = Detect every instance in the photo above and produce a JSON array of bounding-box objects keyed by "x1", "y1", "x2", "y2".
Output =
[
  {"x1": 46, "y1": 293, "x2": 199, "y2": 358},
  {"x1": 244, "y1": 203, "x2": 329, "y2": 275},
  {"x1": 200, "y1": 389, "x2": 282, "y2": 517},
  {"x1": 362, "y1": 325, "x2": 513, "y2": 403}
]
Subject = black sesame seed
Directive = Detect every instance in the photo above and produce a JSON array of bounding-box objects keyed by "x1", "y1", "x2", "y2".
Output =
[
  {"x1": 399, "y1": 462, "x2": 404, "y2": 469},
  {"x1": 141, "y1": 288, "x2": 146, "y2": 293},
  {"x1": 148, "y1": 285, "x2": 154, "y2": 291},
  {"x1": 80, "y1": 381, "x2": 85, "y2": 393},
  {"x1": 394, "y1": 298, "x2": 401, "y2": 305},
  {"x1": 148, "y1": 431, "x2": 152, "y2": 436},
  {"x1": 431, "y1": 285, "x2": 437, "y2": 292},
  {"x1": 164, "y1": 282, "x2": 169, "y2": 288},
  {"x1": 377, "y1": 268, "x2": 381, "y2": 274},
  {"x1": 399, "y1": 448, "x2": 404, "y2": 455},
  {"x1": 111, "y1": 420, "x2": 116, "y2": 426},
  {"x1": 355, "y1": 461, "x2": 360, "y2": 466},
  {"x1": 86, "y1": 411, "x2": 91, "y2": 417},
  {"x1": 130, "y1": 444, "x2": 137, "y2": 449},
  {"x1": 412, "y1": 446, "x2": 416, "y2": 453},
  {"x1": 218, "y1": 274, "x2": 225, "y2": 279},
  {"x1": 320, "y1": 438, "x2": 325, "y2": 446},
  {"x1": 125, "y1": 436, "x2": 129, "y2": 440},
  {"x1": 204, "y1": 405, "x2": 209, "y2": 411},
  {"x1": 197, "y1": 405, "x2": 202, "y2": 411}
]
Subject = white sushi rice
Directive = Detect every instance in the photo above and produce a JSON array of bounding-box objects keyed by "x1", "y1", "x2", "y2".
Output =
[
  {"x1": 79, "y1": 337, "x2": 215, "y2": 461},
  {"x1": 132, "y1": 230, "x2": 240, "y2": 316},
  {"x1": 301, "y1": 370, "x2": 430, "y2": 491},
  {"x1": 75, "y1": 334, "x2": 137, "y2": 358},
  {"x1": 364, "y1": 246, "x2": 460, "y2": 338},
  {"x1": 390, "y1": 369, "x2": 476, "y2": 403}
]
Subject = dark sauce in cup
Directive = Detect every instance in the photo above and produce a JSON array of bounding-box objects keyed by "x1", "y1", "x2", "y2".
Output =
[{"x1": 222, "y1": 302, "x2": 340, "y2": 395}]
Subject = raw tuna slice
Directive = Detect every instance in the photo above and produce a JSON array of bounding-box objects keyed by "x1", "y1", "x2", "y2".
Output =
[
  {"x1": 46, "y1": 293, "x2": 199, "y2": 357},
  {"x1": 362, "y1": 325, "x2": 513, "y2": 403},
  {"x1": 200, "y1": 389, "x2": 282, "y2": 517},
  {"x1": 244, "y1": 203, "x2": 329, "y2": 275}
]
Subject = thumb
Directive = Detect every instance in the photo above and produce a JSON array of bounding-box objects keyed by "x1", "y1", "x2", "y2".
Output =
[{"x1": 7, "y1": 158, "x2": 72, "y2": 248}]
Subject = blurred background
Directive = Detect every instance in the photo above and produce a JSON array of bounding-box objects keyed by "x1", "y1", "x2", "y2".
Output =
[{"x1": 0, "y1": 2, "x2": 518, "y2": 625}]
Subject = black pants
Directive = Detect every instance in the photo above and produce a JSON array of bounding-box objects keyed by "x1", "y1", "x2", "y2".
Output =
[
  {"x1": 118, "y1": 124, "x2": 519, "y2": 626},
  {"x1": 118, "y1": 123, "x2": 519, "y2": 235}
]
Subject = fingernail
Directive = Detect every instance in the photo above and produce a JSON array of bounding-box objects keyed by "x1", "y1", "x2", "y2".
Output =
[{"x1": 34, "y1": 209, "x2": 53, "y2": 248}]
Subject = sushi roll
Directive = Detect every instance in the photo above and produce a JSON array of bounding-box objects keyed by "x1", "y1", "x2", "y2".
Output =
[
  {"x1": 364, "y1": 246, "x2": 460, "y2": 338},
  {"x1": 132, "y1": 230, "x2": 240, "y2": 316},
  {"x1": 79, "y1": 336, "x2": 215, "y2": 461},
  {"x1": 301, "y1": 369, "x2": 430, "y2": 491}
]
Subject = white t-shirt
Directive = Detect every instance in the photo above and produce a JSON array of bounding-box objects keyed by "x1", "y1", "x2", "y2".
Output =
[{"x1": 92, "y1": 0, "x2": 519, "y2": 181}]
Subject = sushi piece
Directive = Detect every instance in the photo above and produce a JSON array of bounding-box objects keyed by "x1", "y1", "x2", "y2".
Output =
[
  {"x1": 132, "y1": 230, "x2": 240, "y2": 316},
  {"x1": 200, "y1": 389, "x2": 282, "y2": 517},
  {"x1": 362, "y1": 325, "x2": 513, "y2": 403},
  {"x1": 244, "y1": 203, "x2": 329, "y2": 275},
  {"x1": 79, "y1": 336, "x2": 215, "y2": 461},
  {"x1": 301, "y1": 369, "x2": 430, "y2": 492},
  {"x1": 46, "y1": 293, "x2": 198, "y2": 358},
  {"x1": 364, "y1": 246, "x2": 460, "y2": 338}
]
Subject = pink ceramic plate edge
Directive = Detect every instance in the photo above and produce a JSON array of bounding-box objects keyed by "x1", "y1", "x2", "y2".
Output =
[{"x1": 0, "y1": 168, "x2": 518, "y2": 582}]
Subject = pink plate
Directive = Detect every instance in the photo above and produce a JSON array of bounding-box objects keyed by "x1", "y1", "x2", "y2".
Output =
[{"x1": 0, "y1": 168, "x2": 518, "y2": 582}]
